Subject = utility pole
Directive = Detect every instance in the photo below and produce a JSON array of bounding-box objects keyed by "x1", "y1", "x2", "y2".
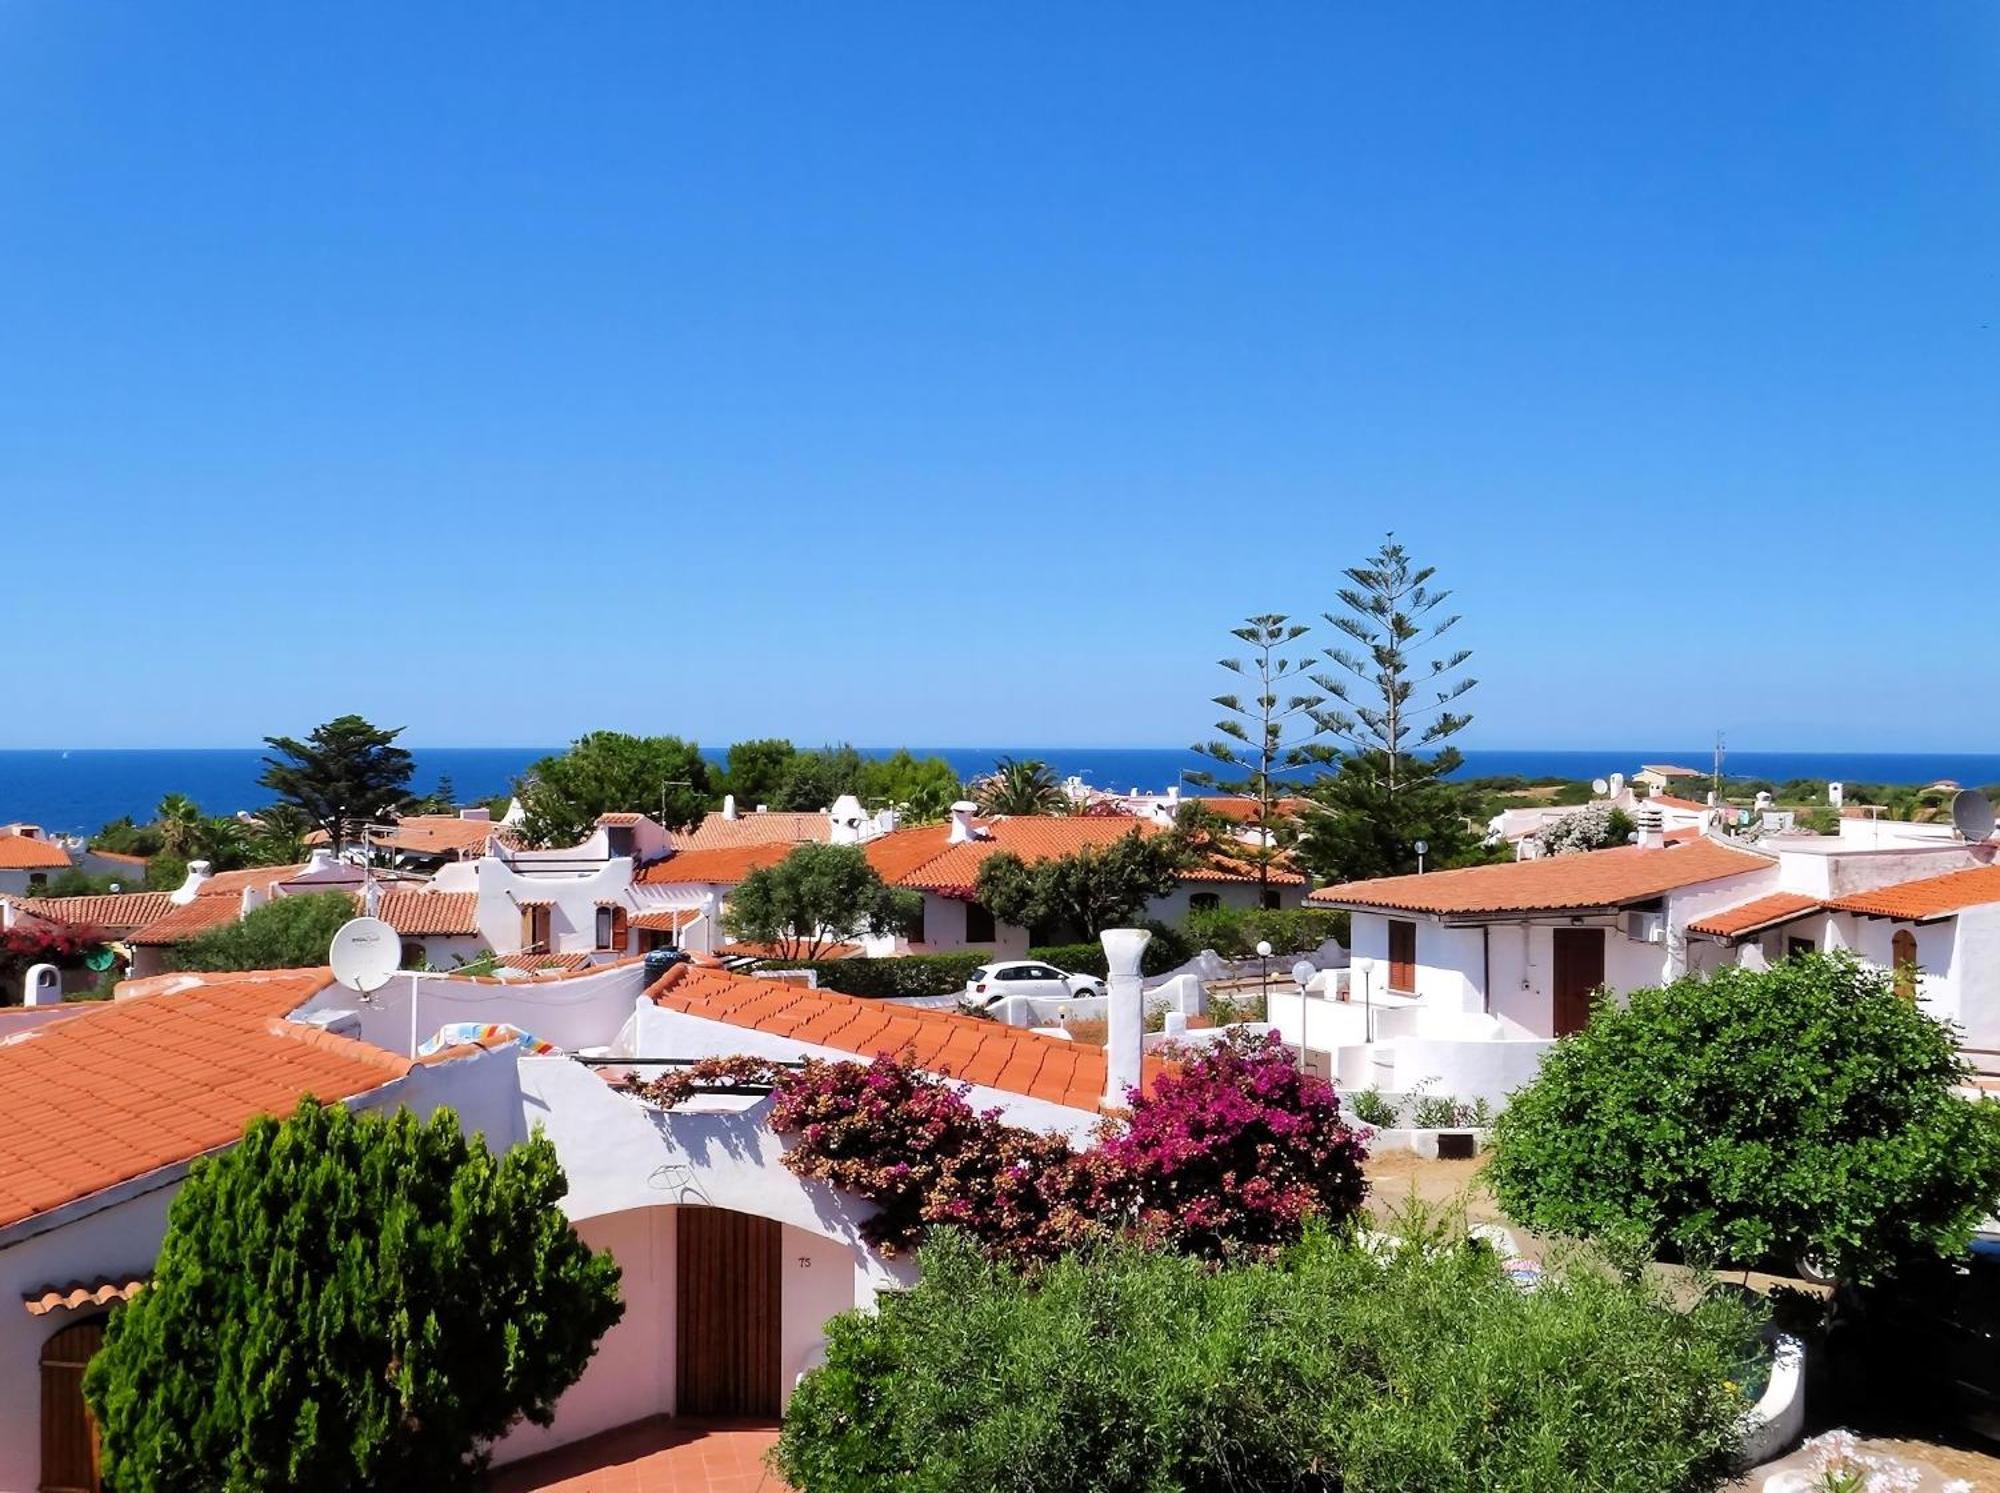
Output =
[{"x1": 1712, "y1": 731, "x2": 1726, "y2": 803}]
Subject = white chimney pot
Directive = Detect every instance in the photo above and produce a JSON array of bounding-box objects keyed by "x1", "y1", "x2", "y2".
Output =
[{"x1": 1101, "y1": 927, "x2": 1153, "y2": 1109}]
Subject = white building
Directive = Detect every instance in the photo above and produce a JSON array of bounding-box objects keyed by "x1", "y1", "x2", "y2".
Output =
[
  {"x1": 0, "y1": 825, "x2": 72, "y2": 897},
  {"x1": 0, "y1": 946, "x2": 1128, "y2": 1488}
]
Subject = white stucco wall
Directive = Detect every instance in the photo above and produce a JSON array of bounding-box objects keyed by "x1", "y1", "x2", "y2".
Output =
[{"x1": 295, "y1": 962, "x2": 649, "y2": 1058}]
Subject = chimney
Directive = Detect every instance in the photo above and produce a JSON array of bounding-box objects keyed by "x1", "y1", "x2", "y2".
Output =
[
  {"x1": 458, "y1": 806, "x2": 490, "y2": 822},
  {"x1": 947, "y1": 801, "x2": 980, "y2": 845},
  {"x1": 828, "y1": 794, "x2": 866, "y2": 845},
  {"x1": 1634, "y1": 807, "x2": 1665, "y2": 850},
  {"x1": 723, "y1": 794, "x2": 738, "y2": 821},
  {"x1": 1100, "y1": 927, "x2": 1152, "y2": 1109},
  {"x1": 173, "y1": 860, "x2": 213, "y2": 905},
  {"x1": 304, "y1": 847, "x2": 338, "y2": 874}
]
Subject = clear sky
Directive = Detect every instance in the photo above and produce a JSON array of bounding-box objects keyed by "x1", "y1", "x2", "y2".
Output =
[{"x1": 4, "y1": 4, "x2": 1998, "y2": 751}]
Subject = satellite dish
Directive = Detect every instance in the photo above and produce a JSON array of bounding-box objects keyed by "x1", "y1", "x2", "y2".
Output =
[
  {"x1": 330, "y1": 916, "x2": 399, "y2": 994},
  {"x1": 1951, "y1": 790, "x2": 1996, "y2": 844},
  {"x1": 84, "y1": 948, "x2": 117, "y2": 972},
  {"x1": 1591, "y1": 778, "x2": 1610, "y2": 796}
]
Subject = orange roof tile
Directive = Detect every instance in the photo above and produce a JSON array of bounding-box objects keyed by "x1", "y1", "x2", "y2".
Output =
[
  {"x1": 127, "y1": 896, "x2": 247, "y2": 946},
  {"x1": 595, "y1": 812, "x2": 647, "y2": 827},
  {"x1": 1195, "y1": 796, "x2": 1311, "y2": 823},
  {"x1": 1686, "y1": 892, "x2": 1822, "y2": 940},
  {"x1": 637, "y1": 843, "x2": 798, "y2": 886},
  {"x1": 0, "y1": 837, "x2": 70, "y2": 870},
  {"x1": 87, "y1": 850, "x2": 150, "y2": 868},
  {"x1": 193, "y1": 864, "x2": 311, "y2": 897},
  {"x1": 24, "y1": 1278, "x2": 147, "y2": 1316},
  {"x1": 1649, "y1": 794, "x2": 1709, "y2": 811},
  {"x1": 1825, "y1": 865, "x2": 2000, "y2": 922},
  {"x1": 376, "y1": 891, "x2": 480, "y2": 937},
  {"x1": 860, "y1": 816, "x2": 1298, "y2": 896},
  {"x1": 494, "y1": 951, "x2": 593, "y2": 972},
  {"x1": 631, "y1": 907, "x2": 706, "y2": 932},
  {"x1": 677, "y1": 812, "x2": 830, "y2": 851},
  {"x1": 0, "y1": 967, "x2": 408, "y2": 1229},
  {"x1": 9, "y1": 893, "x2": 173, "y2": 932},
  {"x1": 1308, "y1": 839, "x2": 1771, "y2": 918},
  {"x1": 648, "y1": 963, "x2": 1159, "y2": 1112},
  {"x1": 369, "y1": 816, "x2": 504, "y2": 858}
]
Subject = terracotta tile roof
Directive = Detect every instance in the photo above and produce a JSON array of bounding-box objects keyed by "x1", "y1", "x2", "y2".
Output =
[
  {"x1": 494, "y1": 951, "x2": 593, "y2": 973},
  {"x1": 0, "y1": 967, "x2": 409, "y2": 1229},
  {"x1": 1195, "y1": 796, "x2": 1311, "y2": 823},
  {"x1": 369, "y1": 817, "x2": 503, "y2": 858},
  {"x1": 676, "y1": 812, "x2": 831, "y2": 851},
  {"x1": 637, "y1": 843, "x2": 799, "y2": 886},
  {"x1": 1825, "y1": 865, "x2": 2000, "y2": 922},
  {"x1": 195, "y1": 864, "x2": 310, "y2": 897},
  {"x1": 1686, "y1": 892, "x2": 1822, "y2": 940},
  {"x1": 631, "y1": 907, "x2": 707, "y2": 932},
  {"x1": 88, "y1": 850, "x2": 150, "y2": 868},
  {"x1": 377, "y1": 891, "x2": 480, "y2": 937},
  {"x1": 1179, "y1": 854, "x2": 1307, "y2": 886},
  {"x1": 1308, "y1": 839, "x2": 1771, "y2": 917},
  {"x1": 24, "y1": 1277, "x2": 147, "y2": 1316},
  {"x1": 862, "y1": 817, "x2": 1301, "y2": 897},
  {"x1": 127, "y1": 895, "x2": 247, "y2": 946},
  {"x1": 1649, "y1": 794, "x2": 1709, "y2": 812},
  {"x1": 648, "y1": 963, "x2": 1157, "y2": 1113},
  {"x1": 595, "y1": 812, "x2": 647, "y2": 827},
  {"x1": 9, "y1": 893, "x2": 173, "y2": 932},
  {"x1": 0, "y1": 837, "x2": 70, "y2": 870},
  {"x1": 714, "y1": 940, "x2": 865, "y2": 961}
]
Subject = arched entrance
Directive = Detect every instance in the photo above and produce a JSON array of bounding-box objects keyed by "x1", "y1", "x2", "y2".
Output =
[
  {"x1": 1892, "y1": 929, "x2": 1919, "y2": 1000},
  {"x1": 40, "y1": 1316, "x2": 105, "y2": 1493},
  {"x1": 676, "y1": 1207, "x2": 782, "y2": 1418}
]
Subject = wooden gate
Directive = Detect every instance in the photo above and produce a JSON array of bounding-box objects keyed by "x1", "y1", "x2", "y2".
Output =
[
  {"x1": 1552, "y1": 927, "x2": 1606, "y2": 1036},
  {"x1": 40, "y1": 1318, "x2": 104, "y2": 1493},
  {"x1": 676, "y1": 1207, "x2": 782, "y2": 1418}
]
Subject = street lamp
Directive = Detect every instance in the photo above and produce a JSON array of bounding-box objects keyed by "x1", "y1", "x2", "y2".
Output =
[
  {"x1": 1414, "y1": 838, "x2": 1429, "y2": 874},
  {"x1": 1291, "y1": 958, "x2": 1317, "y2": 1076}
]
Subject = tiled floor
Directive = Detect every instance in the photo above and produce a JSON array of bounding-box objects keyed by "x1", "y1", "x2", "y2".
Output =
[{"x1": 489, "y1": 1417, "x2": 789, "y2": 1493}]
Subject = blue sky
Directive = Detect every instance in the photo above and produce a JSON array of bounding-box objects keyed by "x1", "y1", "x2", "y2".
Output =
[{"x1": 4, "y1": 4, "x2": 1998, "y2": 751}]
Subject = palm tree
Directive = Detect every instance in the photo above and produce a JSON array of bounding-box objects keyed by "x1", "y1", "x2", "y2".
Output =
[
  {"x1": 974, "y1": 758, "x2": 1066, "y2": 817},
  {"x1": 247, "y1": 804, "x2": 313, "y2": 866},
  {"x1": 155, "y1": 794, "x2": 205, "y2": 858}
]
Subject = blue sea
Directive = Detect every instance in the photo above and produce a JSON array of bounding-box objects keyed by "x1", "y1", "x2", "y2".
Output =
[{"x1": 3, "y1": 746, "x2": 1998, "y2": 837}]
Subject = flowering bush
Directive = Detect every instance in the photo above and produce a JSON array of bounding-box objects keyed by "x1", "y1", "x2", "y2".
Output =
[
  {"x1": 0, "y1": 923, "x2": 110, "y2": 1002},
  {"x1": 629, "y1": 1032, "x2": 1367, "y2": 1263},
  {"x1": 1777, "y1": 1430, "x2": 1972, "y2": 1493},
  {"x1": 1534, "y1": 803, "x2": 1636, "y2": 856},
  {"x1": 1098, "y1": 1029, "x2": 1369, "y2": 1257}
]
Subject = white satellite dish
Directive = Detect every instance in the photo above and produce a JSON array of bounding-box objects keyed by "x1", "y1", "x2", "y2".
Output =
[
  {"x1": 1951, "y1": 790, "x2": 1996, "y2": 844},
  {"x1": 330, "y1": 916, "x2": 400, "y2": 994},
  {"x1": 1591, "y1": 778, "x2": 1610, "y2": 796}
]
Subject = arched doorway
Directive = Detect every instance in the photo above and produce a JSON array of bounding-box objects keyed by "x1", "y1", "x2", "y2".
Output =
[
  {"x1": 1892, "y1": 929, "x2": 1919, "y2": 1001},
  {"x1": 676, "y1": 1207, "x2": 782, "y2": 1418},
  {"x1": 40, "y1": 1316, "x2": 105, "y2": 1493}
]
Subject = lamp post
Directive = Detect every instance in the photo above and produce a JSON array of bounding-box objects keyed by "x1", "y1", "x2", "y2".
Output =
[
  {"x1": 1255, "y1": 938, "x2": 1273, "y2": 1044},
  {"x1": 1291, "y1": 958, "x2": 1317, "y2": 1077},
  {"x1": 1414, "y1": 838, "x2": 1429, "y2": 874}
]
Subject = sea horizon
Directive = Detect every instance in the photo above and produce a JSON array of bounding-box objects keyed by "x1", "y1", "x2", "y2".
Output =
[{"x1": 5, "y1": 744, "x2": 2000, "y2": 838}]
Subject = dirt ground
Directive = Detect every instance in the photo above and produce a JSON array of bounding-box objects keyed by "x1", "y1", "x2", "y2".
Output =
[{"x1": 1361, "y1": 1152, "x2": 2000, "y2": 1488}]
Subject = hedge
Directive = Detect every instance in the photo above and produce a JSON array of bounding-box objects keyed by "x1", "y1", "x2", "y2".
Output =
[
  {"x1": 760, "y1": 952, "x2": 989, "y2": 998},
  {"x1": 1028, "y1": 921, "x2": 1193, "y2": 979},
  {"x1": 1183, "y1": 905, "x2": 1349, "y2": 959}
]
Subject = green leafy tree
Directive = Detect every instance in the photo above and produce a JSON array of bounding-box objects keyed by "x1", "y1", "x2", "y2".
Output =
[
  {"x1": 166, "y1": 892, "x2": 361, "y2": 973},
  {"x1": 1489, "y1": 953, "x2": 2000, "y2": 1281},
  {"x1": 144, "y1": 852, "x2": 190, "y2": 893},
  {"x1": 974, "y1": 831, "x2": 1190, "y2": 941},
  {"x1": 410, "y1": 773, "x2": 459, "y2": 815},
  {"x1": 260, "y1": 714, "x2": 417, "y2": 848},
  {"x1": 776, "y1": 1216, "x2": 1759, "y2": 1493},
  {"x1": 517, "y1": 731, "x2": 712, "y2": 846},
  {"x1": 972, "y1": 757, "x2": 1066, "y2": 817},
  {"x1": 1295, "y1": 749, "x2": 1491, "y2": 884},
  {"x1": 91, "y1": 816, "x2": 164, "y2": 858},
  {"x1": 856, "y1": 749, "x2": 962, "y2": 823},
  {"x1": 723, "y1": 843, "x2": 922, "y2": 958},
  {"x1": 85, "y1": 1098, "x2": 623, "y2": 1491},
  {"x1": 771, "y1": 745, "x2": 868, "y2": 812},
  {"x1": 1187, "y1": 614, "x2": 1329, "y2": 900},
  {"x1": 717, "y1": 738, "x2": 798, "y2": 809},
  {"x1": 246, "y1": 803, "x2": 315, "y2": 866},
  {"x1": 30, "y1": 868, "x2": 124, "y2": 898},
  {"x1": 154, "y1": 793, "x2": 206, "y2": 859}
]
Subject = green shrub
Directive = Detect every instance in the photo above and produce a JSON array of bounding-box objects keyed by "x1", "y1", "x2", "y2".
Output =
[
  {"x1": 1028, "y1": 921, "x2": 1192, "y2": 978},
  {"x1": 761, "y1": 952, "x2": 990, "y2": 998},
  {"x1": 1348, "y1": 1088, "x2": 1400, "y2": 1127},
  {"x1": 775, "y1": 1211, "x2": 1761, "y2": 1493},
  {"x1": 1183, "y1": 905, "x2": 1349, "y2": 959},
  {"x1": 166, "y1": 891, "x2": 359, "y2": 973},
  {"x1": 1490, "y1": 952, "x2": 2000, "y2": 1280}
]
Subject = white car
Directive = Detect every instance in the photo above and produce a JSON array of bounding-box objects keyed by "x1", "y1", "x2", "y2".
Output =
[{"x1": 961, "y1": 961, "x2": 1106, "y2": 1010}]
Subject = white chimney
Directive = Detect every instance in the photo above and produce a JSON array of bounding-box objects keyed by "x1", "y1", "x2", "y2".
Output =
[
  {"x1": 304, "y1": 847, "x2": 339, "y2": 874},
  {"x1": 829, "y1": 794, "x2": 866, "y2": 845},
  {"x1": 723, "y1": 794, "x2": 738, "y2": 821},
  {"x1": 874, "y1": 807, "x2": 899, "y2": 835},
  {"x1": 1100, "y1": 927, "x2": 1152, "y2": 1109},
  {"x1": 947, "y1": 801, "x2": 980, "y2": 845},
  {"x1": 172, "y1": 860, "x2": 213, "y2": 905},
  {"x1": 1635, "y1": 807, "x2": 1665, "y2": 850}
]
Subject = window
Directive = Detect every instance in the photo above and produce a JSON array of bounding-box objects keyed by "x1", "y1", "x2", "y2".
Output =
[
  {"x1": 1387, "y1": 919, "x2": 1417, "y2": 993},
  {"x1": 401, "y1": 941, "x2": 424, "y2": 969},
  {"x1": 521, "y1": 904, "x2": 551, "y2": 952},
  {"x1": 27, "y1": 873, "x2": 45, "y2": 892},
  {"x1": 964, "y1": 901, "x2": 997, "y2": 943},
  {"x1": 1188, "y1": 892, "x2": 1221, "y2": 914},
  {"x1": 1892, "y1": 929, "x2": 1919, "y2": 1001},
  {"x1": 595, "y1": 907, "x2": 616, "y2": 950},
  {"x1": 1260, "y1": 888, "x2": 1284, "y2": 911},
  {"x1": 908, "y1": 898, "x2": 925, "y2": 945},
  {"x1": 1786, "y1": 936, "x2": 1815, "y2": 961}
]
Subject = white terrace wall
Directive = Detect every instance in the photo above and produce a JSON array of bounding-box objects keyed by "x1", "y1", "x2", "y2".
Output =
[{"x1": 293, "y1": 961, "x2": 649, "y2": 1058}]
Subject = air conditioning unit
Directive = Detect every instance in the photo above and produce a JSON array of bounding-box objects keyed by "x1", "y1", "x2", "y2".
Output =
[{"x1": 1624, "y1": 911, "x2": 1664, "y2": 945}]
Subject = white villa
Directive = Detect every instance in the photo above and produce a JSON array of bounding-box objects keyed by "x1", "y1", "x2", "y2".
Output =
[{"x1": 0, "y1": 940, "x2": 1153, "y2": 1490}]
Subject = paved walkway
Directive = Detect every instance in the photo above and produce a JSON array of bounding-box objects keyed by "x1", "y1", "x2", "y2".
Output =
[{"x1": 489, "y1": 1417, "x2": 787, "y2": 1493}]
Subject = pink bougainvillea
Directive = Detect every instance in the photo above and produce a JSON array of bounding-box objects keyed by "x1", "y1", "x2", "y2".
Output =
[
  {"x1": 1098, "y1": 1029, "x2": 1370, "y2": 1258},
  {"x1": 626, "y1": 1030, "x2": 1368, "y2": 1263}
]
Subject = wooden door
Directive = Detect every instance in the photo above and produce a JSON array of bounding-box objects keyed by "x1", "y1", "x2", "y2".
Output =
[
  {"x1": 1552, "y1": 927, "x2": 1606, "y2": 1036},
  {"x1": 1386, "y1": 919, "x2": 1417, "y2": 993},
  {"x1": 676, "y1": 1208, "x2": 782, "y2": 1419},
  {"x1": 40, "y1": 1318, "x2": 104, "y2": 1493}
]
